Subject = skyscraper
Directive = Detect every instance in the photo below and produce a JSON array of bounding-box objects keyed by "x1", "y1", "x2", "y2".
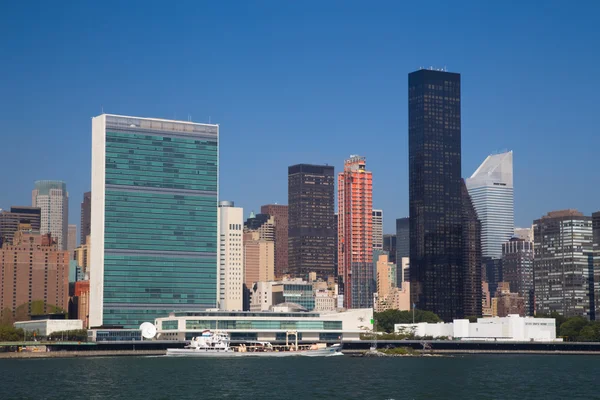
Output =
[
  {"x1": 32, "y1": 180, "x2": 69, "y2": 250},
  {"x1": 534, "y1": 210, "x2": 595, "y2": 318},
  {"x1": 409, "y1": 68, "x2": 463, "y2": 321},
  {"x1": 372, "y1": 209, "x2": 383, "y2": 250},
  {"x1": 90, "y1": 114, "x2": 219, "y2": 328},
  {"x1": 80, "y1": 191, "x2": 91, "y2": 245},
  {"x1": 0, "y1": 206, "x2": 41, "y2": 247},
  {"x1": 288, "y1": 164, "x2": 336, "y2": 279},
  {"x1": 466, "y1": 151, "x2": 514, "y2": 259},
  {"x1": 395, "y1": 217, "x2": 409, "y2": 266},
  {"x1": 502, "y1": 237, "x2": 534, "y2": 316},
  {"x1": 338, "y1": 155, "x2": 373, "y2": 309},
  {"x1": 383, "y1": 234, "x2": 397, "y2": 264},
  {"x1": 261, "y1": 204, "x2": 288, "y2": 278},
  {"x1": 461, "y1": 180, "x2": 482, "y2": 318},
  {"x1": 218, "y1": 201, "x2": 243, "y2": 311},
  {"x1": 68, "y1": 224, "x2": 77, "y2": 253}
]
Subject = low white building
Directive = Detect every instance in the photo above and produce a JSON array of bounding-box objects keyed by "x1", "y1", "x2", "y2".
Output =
[
  {"x1": 395, "y1": 315, "x2": 559, "y2": 342},
  {"x1": 14, "y1": 319, "x2": 84, "y2": 337}
]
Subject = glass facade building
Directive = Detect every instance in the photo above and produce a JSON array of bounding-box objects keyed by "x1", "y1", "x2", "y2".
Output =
[
  {"x1": 90, "y1": 114, "x2": 218, "y2": 328},
  {"x1": 408, "y1": 69, "x2": 464, "y2": 322}
]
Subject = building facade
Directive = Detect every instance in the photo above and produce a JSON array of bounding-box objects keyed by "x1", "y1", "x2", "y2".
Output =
[
  {"x1": 288, "y1": 164, "x2": 336, "y2": 279},
  {"x1": 261, "y1": 204, "x2": 288, "y2": 279},
  {"x1": 1, "y1": 228, "x2": 69, "y2": 321},
  {"x1": 243, "y1": 231, "x2": 274, "y2": 288},
  {"x1": 502, "y1": 237, "x2": 534, "y2": 316},
  {"x1": 0, "y1": 206, "x2": 41, "y2": 247},
  {"x1": 338, "y1": 155, "x2": 373, "y2": 309},
  {"x1": 67, "y1": 224, "x2": 77, "y2": 254},
  {"x1": 372, "y1": 209, "x2": 383, "y2": 250},
  {"x1": 32, "y1": 180, "x2": 69, "y2": 250},
  {"x1": 218, "y1": 201, "x2": 244, "y2": 311},
  {"x1": 80, "y1": 192, "x2": 91, "y2": 245},
  {"x1": 461, "y1": 180, "x2": 482, "y2": 318},
  {"x1": 383, "y1": 234, "x2": 397, "y2": 264},
  {"x1": 409, "y1": 69, "x2": 463, "y2": 321},
  {"x1": 534, "y1": 210, "x2": 595, "y2": 319},
  {"x1": 395, "y1": 217, "x2": 409, "y2": 262},
  {"x1": 90, "y1": 114, "x2": 219, "y2": 328},
  {"x1": 466, "y1": 151, "x2": 514, "y2": 260}
]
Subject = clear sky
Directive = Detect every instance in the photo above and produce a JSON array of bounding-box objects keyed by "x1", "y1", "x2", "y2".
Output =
[{"x1": 1, "y1": 1, "x2": 599, "y2": 238}]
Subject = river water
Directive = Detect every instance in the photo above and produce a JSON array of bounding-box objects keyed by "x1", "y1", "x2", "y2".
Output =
[{"x1": 0, "y1": 354, "x2": 596, "y2": 399}]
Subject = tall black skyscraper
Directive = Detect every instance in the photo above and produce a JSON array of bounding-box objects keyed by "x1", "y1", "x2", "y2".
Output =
[
  {"x1": 396, "y1": 217, "x2": 410, "y2": 261},
  {"x1": 409, "y1": 68, "x2": 463, "y2": 322},
  {"x1": 80, "y1": 191, "x2": 91, "y2": 245},
  {"x1": 288, "y1": 164, "x2": 336, "y2": 279}
]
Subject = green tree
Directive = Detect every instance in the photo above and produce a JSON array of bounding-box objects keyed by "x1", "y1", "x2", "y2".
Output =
[
  {"x1": 578, "y1": 321, "x2": 600, "y2": 342},
  {"x1": 374, "y1": 309, "x2": 442, "y2": 333},
  {"x1": 559, "y1": 316, "x2": 589, "y2": 341},
  {"x1": 0, "y1": 325, "x2": 25, "y2": 341}
]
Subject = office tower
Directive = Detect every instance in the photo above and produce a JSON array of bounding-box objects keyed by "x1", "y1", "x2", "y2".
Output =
[
  {"x1": 502, "y1": 237, "x2": 534, "y2": 316},
  {"x1": 534, "y1": 210, "x2": 594, "y2": 318},
  {"x1": 89, "y1": 114, "x2": 218, "y2": 328},
  {"x1": 338, "y1": 155, "x2": 373, "y2": 309},
  {"x1": 245, "y1": 213, "x2": 275, "y2": 241},
  {"x1": 375, "y1": 254, "x2": 410, "y2": 312},
  {"x1": 372, "y1": 209, "x2": 383, "y2": 250},
  {"x1": 0, "y1": 226, "x2": 69, "y2": 321},
  {"x1": 74, "y1": 238, "x2": 91, "y2": 278},
  {"x1": 217, "y1": 201, "x2": 244, "y2": 311},
  {"x1": 80, "y1": 192, "x2": 91, "y2": 245},
  {"x1": 514, "y1": 226, "x2": 533, "y2": 242},
  {"x1": 243, "y1": 231, "x2": 275, "y2": 286},
  {"x1": 67, "y1": 224, "x2": 77, "y2": 253},
  {"x1": 383, "y1": 234, "x2": 397, "y2": 264},
  {"x1": 288, "y1": 164, "x2": 336, "y2": 279},
  {"x1": 466, "y1": 151, "x2": 514, "y2": 259},
  {"x1": 395, "y1": 218, "x2": 409, "y2": 263},
  {"x1": 261, "y1": 204, "x2": 288, "y2": 278},
  {"x1": 593, "y1": 211, "x2": 600, "y2": 319},
  {"x1": 461, "y1": 180, "x2": 482, "y2": 318},
  {"x1": 32, "y1": 180, "x2": 69, "y2": 250},
  {"x1": 0, "y1": 206, "x2": 41, "y2": 247},
  {"x1": 409, "y1": 68, "x2": 463, "y2": 322}
]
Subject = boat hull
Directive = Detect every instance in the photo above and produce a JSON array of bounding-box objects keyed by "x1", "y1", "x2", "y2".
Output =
[{"x1": 166, "y1": 347, "x2": 342, "y2": 358}]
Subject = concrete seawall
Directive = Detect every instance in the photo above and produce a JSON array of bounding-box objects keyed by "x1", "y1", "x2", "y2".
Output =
[{"x1": 0, "y1": 350, "x2": 166, "y2": 359}]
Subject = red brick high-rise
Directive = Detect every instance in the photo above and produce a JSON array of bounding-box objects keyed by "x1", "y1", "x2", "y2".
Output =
[
  {"x1": 0, "y1": 226, "x2": 69, "y2": 321},
  {"x1": 261, "y1": 204, "x2": 288, "y2": 279}
]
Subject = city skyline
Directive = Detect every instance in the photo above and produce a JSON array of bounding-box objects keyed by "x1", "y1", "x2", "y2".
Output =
[{"x1": 2, "y1": 3, "x2": 599, "y2": 236}]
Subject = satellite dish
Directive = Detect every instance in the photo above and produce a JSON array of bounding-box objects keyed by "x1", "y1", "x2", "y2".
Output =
[{"x1": 140, "y1": 322, "x2": 157, "y2": 339}]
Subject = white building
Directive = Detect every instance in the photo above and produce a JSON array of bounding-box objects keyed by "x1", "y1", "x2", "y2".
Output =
[
  {"x1": 395, "y1": 315, "x2": 559, "y2": 342},
  {"x1": 32, "y1": 180, "x2": 69, "y2": 250},
  {"x1": 154, "y1": 308, "x2": 373, "y2": 342},
  {"x1": 466, "y1": 151, "x2": 514, "y2": 259},
  {"x1": 372, "y1": 209, "x2": 383, "y2": 250},
  {"x1": 15, "y1": 319, "x2": 83, "y2": 337},
  {"x1": 218, "y1": 201, "x2": 244, "y2": 311}
]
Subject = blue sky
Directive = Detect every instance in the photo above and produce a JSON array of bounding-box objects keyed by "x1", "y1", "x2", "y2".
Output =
[{"x1": 1, "y1": 1, "x2": 599, "y2": 238}]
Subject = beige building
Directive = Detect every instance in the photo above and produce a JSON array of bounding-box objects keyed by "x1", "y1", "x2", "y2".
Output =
[
  {"x1": 374, "y1": 254, "x2": 410, "y2": 312},
  {"x1": 243, "y1": 231, "x2": 274, "y2": 287},
  {"x1": 1, "y1": 226, "x2": 69, "y2": 321},
  {"x1": 218, "y1": 201, "x2": 244, "y2": 311},
  {"x1": 67, "y1": 224, "x2": 77, "y2": 255},
  {"x1": 74, "y1": 235, "x2": 91, "y2": 278}
]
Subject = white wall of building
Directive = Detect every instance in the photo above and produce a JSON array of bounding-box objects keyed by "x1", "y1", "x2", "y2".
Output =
[
  {"x1": 15, "y1": 319, "x2": 83, "y2": 337},
  {"x1": 218, "y1": 202, "x2": 244, "y2": 311}
]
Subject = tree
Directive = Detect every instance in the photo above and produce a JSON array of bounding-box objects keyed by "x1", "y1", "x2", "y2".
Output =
[
  {"x1": 375, "y1": 309, "x2": 442, "y2": 333},
  {"x1": 559, "y1": 316, "x2": 589, "y2": 341},
  {"x1": 0, "y1": 325, "x2": 25, "y2": 341}
]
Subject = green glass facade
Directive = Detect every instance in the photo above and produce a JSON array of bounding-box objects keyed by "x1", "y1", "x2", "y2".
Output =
[
  {"x1": 101, "y1": 116, "x2": 218, "y2": 328},
  {"x1": 184, "y1": 319, "x2": 342, "y2": 330}
]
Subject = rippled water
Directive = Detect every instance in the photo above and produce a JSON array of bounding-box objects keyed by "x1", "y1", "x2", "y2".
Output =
[{"x1": 1, "y1": 354, "x2": 597, "y2": 399}]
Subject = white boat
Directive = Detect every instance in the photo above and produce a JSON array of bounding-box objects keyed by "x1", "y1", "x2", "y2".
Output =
[{"x1": 166, "y1": 330, "x2": 343, "y2": 357}]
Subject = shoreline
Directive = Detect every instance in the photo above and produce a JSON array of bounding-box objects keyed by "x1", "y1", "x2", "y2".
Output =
[{"x1": 0, "y1": 350, "x2": 166, "y2": 359}]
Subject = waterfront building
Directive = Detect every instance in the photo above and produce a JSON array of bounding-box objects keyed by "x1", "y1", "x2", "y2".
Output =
[
  {"x1": 383, "y1": 234, "x2": 397, "y2": 264},
  {"x1": 372, "y1": 209, "x2": 383, "y2": 250},
  {"x1": 218, "y1": 201, "x2": 244, "y2": 311},
  {"x1": 14, "y1": 319, "x2": 83, "y2": 337},
  {"x1": 338, "y1": 155, "x2": 373, "y2": 309},
  {"x1": 534, "y1": 210, "x2": 595, "y2": 318},
  {"x1": 514, "y1": 226, "x2": 533, "y2": 242},
  {"x1": 243, "y1": 231, "x2": 274, "y2": 288},
  {"x1": 154, "y1": 308, "x2": 373, "y2": 342},
  {"x1": 408, "y1": 68, "x2": 463, "y2": 321},
  {"x1": 466, "y1": 151, "x2": 514, "y2": 260},
  {"x1": 461, "y1": 180, "x2": 482, "y2": 318},
  {"x1": 67, "y1": 224, "x2": 77, "y2": 254},
  {"x1": 261, "y1": 204, "x2": 288, "y2": 278},
  {"x1": 0, "y1": 206, "x2": 41, "y2": 247},
  {"x1": 250, "y1": 278, "x2": 315, "y2": 311},
  {"x1": 80, "y1": 191, "x2": 91, "y2": 245},
  {"x1": 288, "y1": 164, "x2": 336, "y2": 279},
  {"x1": 502, "y1": 237, "x2": 534, "y2": 316},
  {"x1": 395, "y1": 217, "x2": 409, "y2": 263},
  {"x1": 32, "y1": 180, "x2": 69, "y2": 250},
  {"x1": 0, "y1": 226, "x2": 69, "y2": 321},
  {"x1": 395, "y1": 314, "x2": 559, "y2": 342},
  {"x1": 89, "y1": 114, "x2": 218, "y2": 328}
]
